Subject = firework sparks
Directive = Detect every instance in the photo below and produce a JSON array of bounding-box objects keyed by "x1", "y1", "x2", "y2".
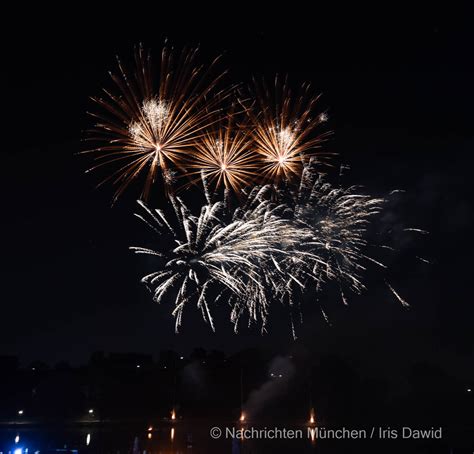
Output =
[
  {"x1": 245, "y1": 77, "x2": 331, "y2": 183},
  {"x1": 83, "y1": 44, "x2": 226, "y2": 201}
]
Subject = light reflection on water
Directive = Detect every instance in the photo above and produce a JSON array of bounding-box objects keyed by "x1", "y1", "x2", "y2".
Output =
[{"x1": 0, "y1": 423, "x2": 319, "y2": 453}]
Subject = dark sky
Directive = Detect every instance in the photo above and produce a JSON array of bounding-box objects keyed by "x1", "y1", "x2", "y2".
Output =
[{"x1": 2, "y1": 6, "x2": 473, "y2": 375}]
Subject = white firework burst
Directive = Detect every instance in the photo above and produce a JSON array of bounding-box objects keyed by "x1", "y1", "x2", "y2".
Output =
[{"x1": 130, "y1": 193, "x2": 304, "y2": 332}]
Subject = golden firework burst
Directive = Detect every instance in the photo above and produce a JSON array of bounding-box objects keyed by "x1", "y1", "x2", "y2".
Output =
[
  {"x1": 83, "y1": 44, "x2": 225, "y2": 202},
  {"x1": 187, "y1": 109, "x2": 258, "y2": 193},
  {"x1": 246, "y1": 77, "x2": 330, "y2": 183}
]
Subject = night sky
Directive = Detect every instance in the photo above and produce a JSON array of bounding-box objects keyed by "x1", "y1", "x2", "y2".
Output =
[{"x1": 2, "y1": 6, "x2": 473, "y2": 380}]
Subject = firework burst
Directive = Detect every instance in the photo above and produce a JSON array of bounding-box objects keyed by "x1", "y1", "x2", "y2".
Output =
[
  {"x1": 186, "y1": 108, "x2": 259, "y2": 193},
  {"x1": 130, "y1": 164, "x2": 426, "y2": 337},
  {"x1": 244, "y1": 77, "x2": 331, "y2": 183},
  {"x1": 228, "y1": 163, "x2": 422, "y2": 336},
  {"x1": 130, "y1": 191, "x2": 302, "y2": 332},
  {"x1": 130, "y1": 166, "x2": 425, "y2": 336},
  {"x1": 83, "y1": 44, "x2": 226, "y2": 201},
  {"x1": 277, "y1": 165, "x2": 386, "y2": 308}
]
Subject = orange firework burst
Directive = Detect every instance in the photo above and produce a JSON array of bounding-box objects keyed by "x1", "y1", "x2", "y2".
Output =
[
  {"x1": 83, "y1": 44, "x2": 225, "y2": 202},
  {"x1": 246, "y1": 77, "x2": 330, "y2": 183},
  {"x1": 187, "y1": 107, "x2": 258, "y2": 193}
]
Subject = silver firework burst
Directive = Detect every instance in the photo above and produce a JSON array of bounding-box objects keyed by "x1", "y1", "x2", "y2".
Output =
[{"x1": 130, "y1": 192, "x2": 304, "y2": 332}]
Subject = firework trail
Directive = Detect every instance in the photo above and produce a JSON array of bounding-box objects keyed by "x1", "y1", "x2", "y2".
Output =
[{"x1": 83, "y1": 44, "x2": 226, "y2": 202}]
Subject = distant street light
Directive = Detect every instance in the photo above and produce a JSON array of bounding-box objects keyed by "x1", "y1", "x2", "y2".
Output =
[
  {"x1": 468, "y1": 388, "x2": 472, "y2": 393},
  {"x1": 309, "y1": 408, "x2": 316, "y2": 425},
  {"x1": 136, "y1": 364, "x2": 141, "y2": 369},
  {"x1": 18, "y1": 410, "x2": 24, "y2": 416},
  {"x1": 15, "y1": 435, "x2": 20, "y2": 444},
  {"x1": 88, "y1": 409, "x2": 94, "y2": 415}
]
